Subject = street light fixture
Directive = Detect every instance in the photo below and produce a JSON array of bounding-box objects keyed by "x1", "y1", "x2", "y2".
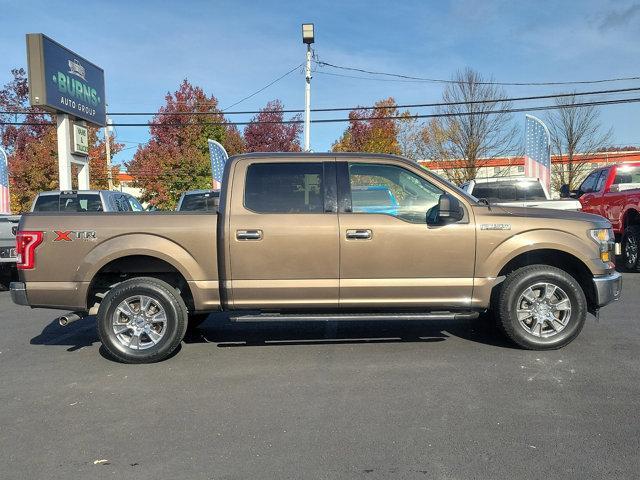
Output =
[{"x1": 301, "y1": 23, "x2": 314, "y2": 151}]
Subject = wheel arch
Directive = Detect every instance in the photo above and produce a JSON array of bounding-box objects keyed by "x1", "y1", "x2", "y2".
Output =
[{"x1": 496, "y1": 249, "x2": 597, "y2": 314}]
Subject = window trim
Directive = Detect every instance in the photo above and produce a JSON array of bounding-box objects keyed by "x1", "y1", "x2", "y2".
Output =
[{"x1": 242, "y1": 161, "x2": 333, "y2": 215}]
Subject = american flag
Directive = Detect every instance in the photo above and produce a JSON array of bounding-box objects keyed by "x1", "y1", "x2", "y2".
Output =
[
  {"x1": 208, "y1": 139, "x2": 228, "y2": 190},
  {"x1": 0, "y1": 147, "x2": 10, "y2": 215},
  {"x1": 524, "y1": 114, "x2": 551, "y2": 191}
]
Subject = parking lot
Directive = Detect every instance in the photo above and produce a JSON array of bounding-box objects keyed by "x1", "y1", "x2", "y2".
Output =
[{"x1": 0, "y1": 273, "x2": 638, "y2": 479}]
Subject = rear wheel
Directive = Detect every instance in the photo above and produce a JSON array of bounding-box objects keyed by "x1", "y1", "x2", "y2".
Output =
[
  {"x1": 497, "y1": 265, "x2": 587, "y2": 350},
  {"x1": 621, "y1": 225, "x2": 640, "y2": 272},
  {"x1": 97, "y1": 277, "x2": 188, "y2": 363}
]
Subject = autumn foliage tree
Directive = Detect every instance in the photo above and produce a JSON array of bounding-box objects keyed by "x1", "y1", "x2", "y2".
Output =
[
  {"x1": 332, "y1": 98, "x2": 401, "y2": 155},
  {"x1": 1, "y1": 68, "x2": 122, "y2": 213},
  {"x1": 127, "y1": 80, "x2": 246, "y2": 210},
  {"x1": 244, "y1": 100, "x2": 302, "y2": 152}
]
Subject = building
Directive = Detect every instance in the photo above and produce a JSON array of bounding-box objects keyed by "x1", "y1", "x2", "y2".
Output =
[
  {"x1": 116, "y1": 170, "x2": 145, "y2": 203},
  {"x1": 420, "y1": 150, "x2": 640, "y2": 192}
]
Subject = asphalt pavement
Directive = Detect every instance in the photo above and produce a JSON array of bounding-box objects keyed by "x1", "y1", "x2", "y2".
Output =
[{"x1": 0, "y1": 274, "x2": 638, "y2": 479}]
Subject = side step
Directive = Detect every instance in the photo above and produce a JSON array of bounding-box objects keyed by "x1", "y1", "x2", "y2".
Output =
[{"x1": 230, "y1": 311, "x2": 479, "y2": 322}]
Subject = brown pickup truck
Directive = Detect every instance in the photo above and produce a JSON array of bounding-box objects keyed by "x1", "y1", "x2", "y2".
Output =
[{"x1": 11, "y1": 153, "x2": 622, "y2": 363}]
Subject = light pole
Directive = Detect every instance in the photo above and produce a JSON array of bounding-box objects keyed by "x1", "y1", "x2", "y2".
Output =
[
  {"x1": 302, "y1": 23, "x2": 314, "y2": 152},
  {"x1": 104, "y1": 108, "x2": 113, "y2": 190}
]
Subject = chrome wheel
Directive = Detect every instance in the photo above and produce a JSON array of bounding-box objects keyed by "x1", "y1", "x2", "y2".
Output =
[
  {"x1": 112, "y1": 295, "x2": 167, "y2": 350},
  {"x1": 516, "y1": 282, "x2": 571, "y2": 338}
]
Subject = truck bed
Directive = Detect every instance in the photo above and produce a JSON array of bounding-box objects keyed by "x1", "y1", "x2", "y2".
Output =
[{"x1": 18, "y1": 212, "x2": 219, "y2": 310}]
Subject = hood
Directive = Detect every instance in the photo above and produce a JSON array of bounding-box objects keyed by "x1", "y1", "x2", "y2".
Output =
[{"x1": 487, "y1": 204, "x2": 610, "y2": 226}]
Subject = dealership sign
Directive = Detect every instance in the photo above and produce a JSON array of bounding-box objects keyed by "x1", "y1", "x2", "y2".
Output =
[{"x1": 26, "y1": 34, "x2": 106, "y2": 126}]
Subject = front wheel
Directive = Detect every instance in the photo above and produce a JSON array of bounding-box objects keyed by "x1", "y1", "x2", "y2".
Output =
[
  {"x1": 97, "y1": 277, "x2": 188, "y2": 363},
  {"x1": 621, "y1": 225, "x2": 640, "y2": 272},
  {"x1": 497, "y1": 265, "x2": 587, "y2": 350}
]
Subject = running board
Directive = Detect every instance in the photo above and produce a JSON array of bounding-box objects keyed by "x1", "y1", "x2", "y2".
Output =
[{"x1": 230, "y1": 311, "x2": 479, "y2": 322}]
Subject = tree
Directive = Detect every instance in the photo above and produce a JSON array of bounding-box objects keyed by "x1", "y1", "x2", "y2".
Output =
[
  {"x1": 332, "y1": 98, "x2": 401, "y2": 155},
  {"x1": 1, "y1": 68, "x2": 122, "y2": 212},
  {"x1": 545, "y1": 94, "x2": 612, "y2": 190},
  {"x1": 127, "y1": 79, "x2": 242, "y2": 209},
  {"x1": 243, "y1": 100, "x2": 301, "y2": 152},
  {"x1": 429, "y1": 68, "x2": 519, "y2": 183}
]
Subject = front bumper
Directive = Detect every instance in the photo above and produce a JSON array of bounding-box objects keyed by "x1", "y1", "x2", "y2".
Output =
[
  {"x1": 9, "y1": 282, "x2": 29, "y2": 306},
  {"x1": 593, "y1": 271, "x2": 622, "y2": 307}
]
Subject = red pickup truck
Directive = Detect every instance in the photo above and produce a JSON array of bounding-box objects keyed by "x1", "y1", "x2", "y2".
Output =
[{"x1": 566, "y1": 162, "x2": 640, "y2": 271}]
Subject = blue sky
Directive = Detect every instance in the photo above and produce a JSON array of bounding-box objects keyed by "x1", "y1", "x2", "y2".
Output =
[{"x1": 2, "y1": 0, "x2": 639, "y2": 166}]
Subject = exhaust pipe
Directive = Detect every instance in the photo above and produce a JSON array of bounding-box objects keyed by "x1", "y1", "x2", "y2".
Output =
[{"x1": 59, "y1": 312, "x2": 84, "y2": 327}]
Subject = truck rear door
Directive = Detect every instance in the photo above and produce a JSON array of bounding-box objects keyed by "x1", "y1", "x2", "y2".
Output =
[{"x1": 226, "y1": 158, "x2": 339, "y2": 309}]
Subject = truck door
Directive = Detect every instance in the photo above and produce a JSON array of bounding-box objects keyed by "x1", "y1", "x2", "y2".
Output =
[
  {"x1": 576, "y1": 169, "x2": 603, "y2": 214},
  {"x1": 227, "y1": 158, "x2": 339, "y2": 309},
  {"x1": 337, "y1": 160, "x2": 476, "y2": 309}
]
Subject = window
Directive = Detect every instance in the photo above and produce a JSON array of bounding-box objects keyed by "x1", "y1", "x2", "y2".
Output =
[
  {"x1": 33, "y1": 193, "x2": 102, "y2": 212},
  {"x1": 179, "y1": 192, "x2": 219, "y2": 211},
  {"x1": 348, "y1": 163, "x2": 443, "y2": 223},
  {"x1": 127, "y1": 195, "x2": 144, "y2": 211},
  {"x1": 517, "y1": 166, "x2": 525, "y2": 173},
  {"x1": 493, "y1": 167, "x2": 502, "y2": 175},
  {"x1": 613, "y1": 166, "x2": 640, "y2": 189},
  {"x1": 595, "y1": 169, "x2": 609, "y2": 192},
  {"x1": 114, "y1": 195, "x2": 132, "y2": 211},
  {"x1": 579, "y1": 171, "x2": 601, "y2": 194},
  {"x1": 244, "y1": 163, "x2": 324, "y2": 213},
  {"x1": 472, "y1": 180, "x2": 547, "y2": 202}
]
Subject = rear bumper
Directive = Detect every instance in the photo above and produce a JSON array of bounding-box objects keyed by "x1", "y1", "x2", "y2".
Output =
[
  {"x1": 10, "y1": 282, "x2": 29, "y2": 306},
  {"x1": 593, "y1": 271, "x2": 622, "y2": 307}
]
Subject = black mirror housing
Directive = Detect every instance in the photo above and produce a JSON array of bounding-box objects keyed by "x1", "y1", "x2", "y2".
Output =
[
  {"x1": 430, "y1": 193, "x2": 464, "y2": 224},
  {"x1": 559, "y1": 184, "x2": 571, "y2": 198}
]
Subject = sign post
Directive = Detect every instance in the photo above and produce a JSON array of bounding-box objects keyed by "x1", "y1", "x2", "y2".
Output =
[{"x1": 26, "y1": 34, "x2": 106, "y2": 190}]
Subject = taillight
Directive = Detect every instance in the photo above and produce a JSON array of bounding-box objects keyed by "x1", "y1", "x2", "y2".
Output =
[{"x1": 16, "y1": 231, "x2": 43, "y2": 270}]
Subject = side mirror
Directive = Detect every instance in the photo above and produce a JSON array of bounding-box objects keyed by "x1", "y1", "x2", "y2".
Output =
[
  {"x1": 430, "y1": 193, "x2": 464, "y2": 224},
  {"x1": 559, "y1": 184, "x2": 571, "y2": 198}
]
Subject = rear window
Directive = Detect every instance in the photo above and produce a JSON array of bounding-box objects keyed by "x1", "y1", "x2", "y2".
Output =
[
  {"x1": 33, "y1": 194, "x2": 103, "y2": 212},
  {"x1": 179, "y1": 192, "x2": 219, "y2": 211},
  {"x1": 244, "y1": 163, "x2": 323, "y2": 214},
  {"x1": 613, "y1": 166, "x2": 640, "y2": 190},
  {"x1": 472, "y1": 181, "x2": 547, "y2": 202}
]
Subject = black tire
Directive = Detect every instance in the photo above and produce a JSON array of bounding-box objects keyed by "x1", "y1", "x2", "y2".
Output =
[
  {"x1": 497, "y1": 265, "x2": 587, "y2": 350},
  {"x1": 187, "y1": 313, "x2": 210, "y2": 330},
  {"x1": 97, "y1": 277, "x2": 188, "y2": 363},
  {"x1": 621, "y1": 225, "x2": 640, "y2": 272}
]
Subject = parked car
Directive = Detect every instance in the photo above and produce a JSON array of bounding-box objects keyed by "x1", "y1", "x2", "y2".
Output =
[
  {"x1": 176, "y1": 189, "x2": 220, "y2": 211},
  {"x1": 460, "y1": 177, "x2": 582, "y2": 210},
  {"x1": 351, "y1": 185, "x2": 399, "y2": 215},
  {"x1": 0, "y1": 214, "x2": 20, "y2": 287},
  {"x1": 562, "y1": 162, "x2": 640, "y2": 270},
  {"x1": 31, "y1": 190, "x2": 144, "y2": 213},
  {"x1": 11, "y1": 153, "x2": 620, "y2": 363}
]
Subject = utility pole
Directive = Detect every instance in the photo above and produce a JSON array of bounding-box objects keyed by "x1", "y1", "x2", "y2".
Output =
[
  {"x1": 105, "y1": 111, "x2": 113, "y2": 190},
  {"x1": 302, "y1": 24, "x2": 315, "y2": 152}
]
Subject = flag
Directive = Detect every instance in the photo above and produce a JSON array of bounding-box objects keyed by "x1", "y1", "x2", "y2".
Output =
[
  {"x1": 0, "y1": 147, "x2": 10, "y2": 214},
  {"x1": 208, "y1": 139, "x2": 228, "y2": 190},
  {"x1": 524, "y1": 114, "x2": 551, "y2": 191}
]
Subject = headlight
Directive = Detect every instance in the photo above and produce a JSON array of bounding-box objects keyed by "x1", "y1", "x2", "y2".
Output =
[{"x1": 589, "y1": 228, "x2": 615, "y2": 263}]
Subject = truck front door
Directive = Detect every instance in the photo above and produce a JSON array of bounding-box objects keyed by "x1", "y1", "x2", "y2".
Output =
[
  {"x1": 337, "y1": 160, "x2": 476, "y2": 309},
  {"x1": 227, "y1": 159, "x2": 339, "y2": 309}
]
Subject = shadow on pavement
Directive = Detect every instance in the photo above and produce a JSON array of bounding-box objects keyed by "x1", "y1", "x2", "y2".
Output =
[
  {"x1": 183, "y1": 312, "x2": 513, "y2": 349},
  {"x1": 30, "y1": 312, "x2": 513, "y2": 354}
]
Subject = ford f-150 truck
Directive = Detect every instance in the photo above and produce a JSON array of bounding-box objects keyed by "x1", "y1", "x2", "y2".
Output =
[
  {"x1": 563, "y1": 162, "x2": 640, "y2": 271},
  {"x1": 11, "y1": 153, "x2": 622, "y2": 363}
]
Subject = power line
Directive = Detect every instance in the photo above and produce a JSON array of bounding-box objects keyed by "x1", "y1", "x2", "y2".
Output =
[
  {"x1": 315, "y1": 60, "x2": 640, "y2": 86},
  {"x1": 220, "y1": 63, "x2": 303, "y2": 111},
  {"x1": 4, "y1": 86, "x2": 640, "y2": 118},
  {"x1": 3, "y1": 96, "x2": 640, "y2": 127}
]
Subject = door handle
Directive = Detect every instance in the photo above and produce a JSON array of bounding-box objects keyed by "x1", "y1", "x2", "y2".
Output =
[
  {"x1": 346, "y1": 229, "x2": 372, "y2": 240},
  {"x1": 236, "y1": 229, "x2": 263, "y2": 240}
]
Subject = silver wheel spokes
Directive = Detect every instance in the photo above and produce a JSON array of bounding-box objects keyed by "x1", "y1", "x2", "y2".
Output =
[
  {"x1": 626, "y1": 236, "x2": 638, "y2": 265},
  {"x1": 516, "y1": 282, "x2": 571, "y2": 338},
  {"x1": 112, "y1": 295, "x2": 167, "y2": 350}
]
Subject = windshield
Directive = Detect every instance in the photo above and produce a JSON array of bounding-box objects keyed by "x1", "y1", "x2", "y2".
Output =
[{"x1": 179, "y1": 192, "x2": 219, "y2": 211}]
